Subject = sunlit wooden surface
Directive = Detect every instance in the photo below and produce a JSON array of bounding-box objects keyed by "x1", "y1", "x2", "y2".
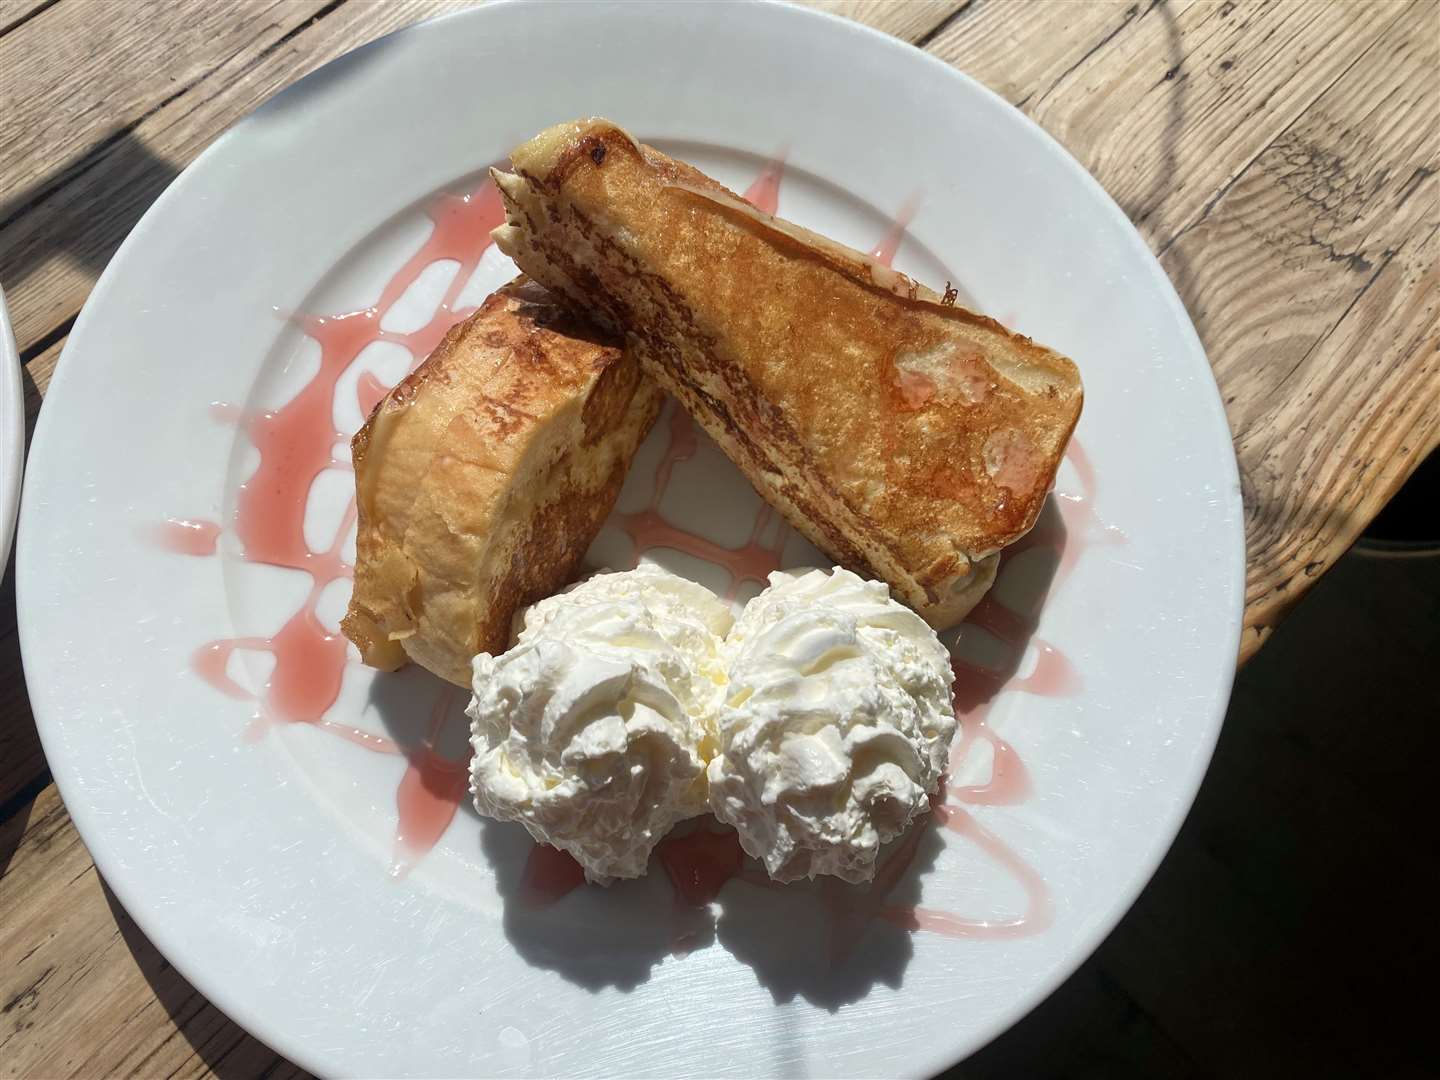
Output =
[{"x1": 1, "y1": 1, "x2": 1435, "y2": 1074}]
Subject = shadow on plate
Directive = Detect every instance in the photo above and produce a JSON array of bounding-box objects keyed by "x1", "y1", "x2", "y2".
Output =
[{"x1": 362, "y1": 498, "x2": 1062, "y2": 1009}]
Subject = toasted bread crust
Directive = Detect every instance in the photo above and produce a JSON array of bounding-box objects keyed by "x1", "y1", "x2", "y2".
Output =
[
  {"x1": 342, "y1": 277, "x2": 662, "y2": 686},
  {"x1": 491, "y1": 120, "x2": 1082, "y2": 627}
]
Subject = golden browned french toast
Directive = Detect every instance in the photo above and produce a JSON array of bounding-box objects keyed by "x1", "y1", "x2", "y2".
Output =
[
  {"x1": 490, "y1": 119, "x2": 1083, "y2": 629},
  {"x1": 342, "y1": 277, "x2": 663, "y2": 686}
]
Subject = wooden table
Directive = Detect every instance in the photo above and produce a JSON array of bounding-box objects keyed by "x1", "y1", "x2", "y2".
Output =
[{"x1": 1, "y1": 0, "x2": 1435, "y2": 1074}]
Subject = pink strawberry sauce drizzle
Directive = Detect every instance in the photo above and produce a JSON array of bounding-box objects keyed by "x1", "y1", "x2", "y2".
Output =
[
  {"x1": 658, "y1": 826, "x2": 749, "y2": 954},
  {"x1": 391, "y1": 689, "x2": 472, "y2": 877},
  {"x1": 742, "y1": 152, "x2": 786, "y2": 215},
  {"x1": 162, "y1": 157, "x2": 1111, "y2": 950},
  {"x1": 355, "y1": 370, "x2": 391, "y2": 418},
  {"x1": 519, "y1": 842, "x2": 588, "y2": 907},
  {"x1": 614, "y1": 405, "x2": 789, "y2": 602},
  {"x1": 877, "y1": 790, "x2": 1053, "y2": 939},
  {"x1": 149, "y1": 518, "x2": 222, "y2": 556},
  {"x1": 869, "y1": 192, "x2": 921, "y2": 265},
  {"x1": 180, "y1": 180, "x2": 505, "y2": 869}
]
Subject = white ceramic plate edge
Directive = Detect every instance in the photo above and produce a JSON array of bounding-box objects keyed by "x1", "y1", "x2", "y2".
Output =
[
  {"x1": 17, "y1": 3, "x2": 1248, "y2": 1075},
  {"x1": 1, "y1": 287, "x2": 22, "y2": 572},
  {"x1": 841, "y1": 12, "x2": 1247, "y2": 1071}
]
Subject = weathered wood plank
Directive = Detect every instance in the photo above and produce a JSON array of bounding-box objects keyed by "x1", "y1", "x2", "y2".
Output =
[
  {"x1": 1157, "y1": 2, "x2": 1440, "y2": 657},
  {"x1": 928, "y1": 0, "x2": 1162, "y2": 108},
  {"x1": 0, "y1": 784, "x2": 305, "y2": 1078},
  {"x1": 807, "y1": 0, "x2": 965, "y2": 42},
  {"x1": 928, "y1": 0, "x2": 1408, "y2": 254},
  {"x1": 0, "y1": 0, "x2": 367, "y2": 355},
  {"x1": 0, "y1": 0, "x2": 959, "y2": 357},
  {"x1": 0, "y1": 0, "x2": 55, "y2": 38},
  {"x1": 928, "y1": 0, "x2": 1438, "y2": 661},
  {"x1": 0, "y1": 0, "x2": 329, "y2": 218}
]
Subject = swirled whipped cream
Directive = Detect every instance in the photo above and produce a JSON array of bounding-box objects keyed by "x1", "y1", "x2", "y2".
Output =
[
  {"x1": 706, "y1": 567, "x2": 956, "y2": 883},
  {"x1": 467, "y1": 565, "x2": 732, "y2": 882}
]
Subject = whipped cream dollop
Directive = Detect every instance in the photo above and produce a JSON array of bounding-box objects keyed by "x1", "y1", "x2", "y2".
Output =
[
  {"x1": 467, "y1": 565, "x2": 732, "y2": 883},
  {"x1": 707, "y1": 567, "x2": 956, "y2": 883}
]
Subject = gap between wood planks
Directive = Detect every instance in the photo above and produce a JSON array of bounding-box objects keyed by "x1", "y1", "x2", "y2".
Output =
[
  {"x1": 0, "y1": 0, "x2": 59, "y2": 39},
  {"x1": 0, "y1": 0, "x2": 959, "y2": 356},
  {"x1": 912, "y1": 0, "x2": 974, "y2": 50},
  {"x1": 1154, "y1": 0, "x2": 1413, "y2": 259}
]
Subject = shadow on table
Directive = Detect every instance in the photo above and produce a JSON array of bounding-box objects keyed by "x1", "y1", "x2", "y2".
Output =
[
  {"x1": 2, "y1": 139, "x2": 178, "y2": 460},
  {"x1": 1120, "y1": 1, "x2": 1206, "y2": 343},
  {"x1": 0, "y1": 558, "x2": 45, "y2": 881},
  {"x1": 0, "y1": 133, "x2": 180, "y2": 308},
  {"x1": 0, "y1": 13, "x2": 402, "y2": 315},
  {"x1": 0, "y1": 790, "x2": 35, "y2": 882},
  {"x1": 950, "y1": 547, "x2": 1440, "y2": 1078},
  {"x1": 103, "y1": 881, "x2": 309, "y2": 1079}
]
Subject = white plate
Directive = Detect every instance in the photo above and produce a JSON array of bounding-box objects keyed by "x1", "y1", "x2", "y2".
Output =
[
  {"x1": 18, "y1": 2, "x2": 1244, "y2": 1076},
  {"x1": 1, "y1": 287, "x2": 21, "y2": 570}
]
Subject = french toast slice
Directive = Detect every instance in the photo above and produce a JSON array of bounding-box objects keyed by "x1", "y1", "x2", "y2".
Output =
[
  {"x1": 490, "y1": 119, "x2": 1083, "y2": 629},
  {"x1": 342, "y1": 277, "x2": 662, "y2": 686}
]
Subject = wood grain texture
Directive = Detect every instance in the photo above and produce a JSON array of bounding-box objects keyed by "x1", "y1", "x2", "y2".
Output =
[
  {"x1": 929, "y1": 0, "x2": 1438, "y2": 661},
  {"x1": 1, "y1": 0, "x2": 1436, "y2": 1075},
  {"x1": 0, "y1": 0, "x2": 960, "y2": 358},
  {"x1": 1167, "y1": 3, "x2": 1439, "y2": 654},
  {"x1": 0, "y1": 0, "x2": 327, "y2": 206},
  {"x1": 0, "y1": 0, "x2": 55, "y2": 38},
  {"x1": 805, "y1": 0, "x2": 965, "y2": 41},
  {"x1": 0, "y1": 0, "x2": 472, "y2": 356},
  {"x1": 0, "y1": 785, "x2": 307, "y2": 1078},
  {"x1": 933, "y1": 0, "x2": 1410, "y2": 249}
]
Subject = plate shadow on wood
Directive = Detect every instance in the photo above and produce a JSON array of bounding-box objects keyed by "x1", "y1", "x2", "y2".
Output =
[
  {"x1": 0, "y1": 134, "x2": 180, "y2": 319},
  {"x1": 103, "y1": 881, "x2": 307, "y2": 1080}
]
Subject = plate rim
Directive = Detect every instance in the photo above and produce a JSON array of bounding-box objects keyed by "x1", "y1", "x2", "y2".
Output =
[{"x1": 0, "y1": 286, "x2": 22, "y2": 573}]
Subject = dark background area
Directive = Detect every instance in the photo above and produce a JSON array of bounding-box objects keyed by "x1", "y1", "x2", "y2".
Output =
[{"x1": 951, "y1": 454, "x2": 1439, "y2": 1079}]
